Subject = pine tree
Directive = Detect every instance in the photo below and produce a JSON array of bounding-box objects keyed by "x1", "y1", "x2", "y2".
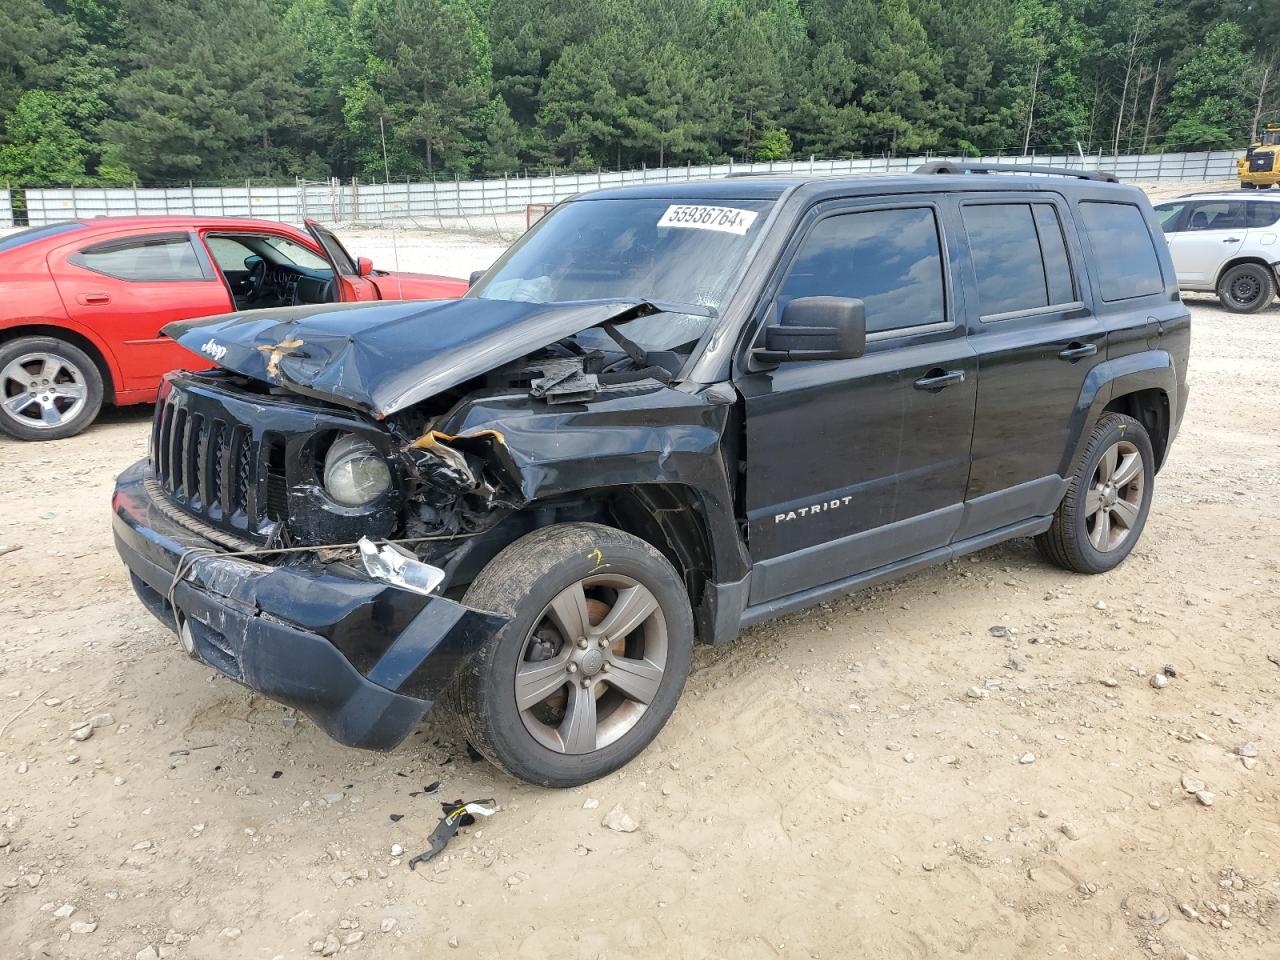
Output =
[{"x1": 1162, "y1": 21, "x2": 1255, "y2": 151}]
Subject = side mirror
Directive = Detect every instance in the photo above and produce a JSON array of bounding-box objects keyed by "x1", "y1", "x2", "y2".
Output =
[
  {"x1": 468, "y1": 269, "x2": 485, "y2": 288},
  {"x1": 356, "y1": 256, "x2": 374, "y2": 277},
  {"x1": 754, "y1": 296, "x2": 866, "y2": 363}
]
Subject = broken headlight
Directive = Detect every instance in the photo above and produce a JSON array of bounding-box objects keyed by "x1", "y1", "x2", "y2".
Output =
[{"x1": 323, "y1": 434, "x2": 392, "y2": 506}]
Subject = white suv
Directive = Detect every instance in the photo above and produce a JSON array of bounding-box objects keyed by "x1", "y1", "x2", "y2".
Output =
[{"x1": 1153, "y1": 193, "x2": 1280, "y2": 312}]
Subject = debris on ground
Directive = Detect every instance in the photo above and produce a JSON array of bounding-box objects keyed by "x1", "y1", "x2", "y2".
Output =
[
  {"x1": 407, "y1": 800, "x2": 496, "y2": 869},
  {"x1": 602, "y1": 804, "x2": 639, "y2": 832}
]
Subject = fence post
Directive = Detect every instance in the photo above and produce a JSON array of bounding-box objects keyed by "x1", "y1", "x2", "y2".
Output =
[{"x1": 69, "y1": 183, "x2": 77, "y2": 220}]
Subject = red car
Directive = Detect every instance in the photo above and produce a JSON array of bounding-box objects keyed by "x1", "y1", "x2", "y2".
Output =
[{"x1": 0, "y1": 216, "x2": 467, "y2": 440}]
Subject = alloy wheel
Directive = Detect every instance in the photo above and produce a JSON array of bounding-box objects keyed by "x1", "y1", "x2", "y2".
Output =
[
  {"x1": 0, "y1": 352, "x2": 89, "y2": 432},
  {"x1": 515, "y1": 573, "x2": 668, "y2": 755},
  {"x1": 1085, "y1": 439, "x2": 1144, "y2": 552}
]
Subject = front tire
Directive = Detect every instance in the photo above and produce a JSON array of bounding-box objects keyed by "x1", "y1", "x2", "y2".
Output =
[
  {"x1": 1036, "y1": 413, "x2": 1154, "y2": 574},
  {"x1": 1217, "y1": 263, "x2": 1276, "y2": 313},
  {"x1": 0, "y1": 336, "x2": 104, "y2": 441},
  {"x1": 455, "y1": 522, "x2": 694, "y2": 787}
]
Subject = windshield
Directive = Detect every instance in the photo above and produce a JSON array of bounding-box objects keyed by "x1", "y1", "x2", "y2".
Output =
[
  {"x1": 261, "y1": 235, "x2": 331, "y2": 271},
  {"x1": 471, "y1": 197, "x2": 774, "y2": 351},
  {"x1": 1263, "y1": 131, "x2": 1280, "y2": 146}
]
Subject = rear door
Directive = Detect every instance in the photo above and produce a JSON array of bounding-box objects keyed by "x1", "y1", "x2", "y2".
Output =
[
  {"x1": 1245, "y1": 199, "x2": 1280, "y2": 253},
  {"x1": 955, "y1": 195, "x2": 1105, "y2": 535},
  {"x1": 737, "y1": 197, "x2": 978, "y2": 604},
  {"x1": 1164, "y1": 199, "x2": 1246, "y2": 287},
  {"x1": 50, "y1": 231, "x2": 230, "y2": 391},
  {"x1": 303, "y1": 219, "x2": 378, "y2": 301}
]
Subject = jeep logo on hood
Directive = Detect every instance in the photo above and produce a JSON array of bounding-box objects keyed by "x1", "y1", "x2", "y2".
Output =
[{"x1": 200, "y1": 338, "x2": 228, "y2": 361}]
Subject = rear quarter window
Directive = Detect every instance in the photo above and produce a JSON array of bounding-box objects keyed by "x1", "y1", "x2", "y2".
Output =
[{"x1": 1078, "y1": 201, "x2": 1164, "y2": 301}]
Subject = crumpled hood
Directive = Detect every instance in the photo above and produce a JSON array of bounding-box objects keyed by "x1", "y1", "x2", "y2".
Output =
[{"x1": 163, "y1": 298, "x2": 662, "y2": 418}]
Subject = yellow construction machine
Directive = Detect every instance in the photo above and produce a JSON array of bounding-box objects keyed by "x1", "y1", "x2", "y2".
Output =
[{"x1": 1238, "y1": 124, "x2": 1280, "y2": 188}]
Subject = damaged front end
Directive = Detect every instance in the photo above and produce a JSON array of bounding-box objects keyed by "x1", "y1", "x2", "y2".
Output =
[{"x1": 114, "y1": 295, "x2": 745, "y2": 749}]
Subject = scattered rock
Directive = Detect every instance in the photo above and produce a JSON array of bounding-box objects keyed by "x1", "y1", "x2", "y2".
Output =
[
  {"x1": 582, "y1": 798, "x2": 599, "y2": 810},
  {"x1": 1242, "y1": 757, "x2": 1257, "y2": 771},
  {"x1": 24, "y1": 872, "x2": 42, "y2": 888},
  {"x1": 69, "y1": 920, "x2": 97, "y2": 934},
  {"x1": 1179, "y1": 903, "x2": 1199, "y2": 921},
  {"x1": 1100, "y1": 676, "x2": 1119, "y2": 688},
  {"x1": 448, "y1": 935, "x2": 460, "y2": 948},
  {"x1": 1196, "y1": 790, "x2": 1215, "y2": 807},
  {"x1": 1236, "y1": 742, "x2": 1258, "y2": 758},
  {"x1": 1060, "y1": 822, "x2": 1080, "y2": 841},
  {"x1": 1181, "y1": 773, "x2": 1204, "y2": 794},
  {"x1": 1094, "y1": 600, "x2": 1107, "y2": 611},
  {"x1": 390, "y1": 844, "x2": 404, "y2": 857},
  {"x1": 52, "y1": 904, "x2": 75, "y2": 919},
  {"x1": 219, "y1": 927, "x2": 241, "y2": 939},
  {"x1": 1150, "y1": 674, "x2": 1168, "y2": 689},
  {"x1": 320, "y1": 932, "x2": 340, "y2": 956},
  {"x1": 135, "y1": 947, "x2": 159, "y2": 960},
  {"x1": 1019, "y1": 753, "x2": 1036, "y2": 765},
  {"x1": 989, "y1": 625, "x2": 1008, "y2": 637},
  {"x1": 602, "y1": 805, "x2": 638, "y2": 833},
  {"x1": 380, "y1": 918, "x2": 397, "y2": 934},
  {"x1": 965, "y1": 686, "x2": 988, "y2": 701},
  {"x1": 343, "y1": 932, "x2": 364, "y2": 946},
  {"x1": 0, "y1": 834, "x2": 8, "y2": 849},
  {"x1": 922, "y1": 860, "x2": 936, "y2": 871},
  {"x1": 70, "y1": 725, "x2": 93, "y2": 742}
]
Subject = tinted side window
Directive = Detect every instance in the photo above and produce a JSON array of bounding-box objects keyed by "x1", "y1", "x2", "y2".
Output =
[
  {"x1": 1034, "y1": 205, "x2": 1076, "y2": 306},
  {"x1": 1185, "y1": 200, "x2": 1246, "y2": 231},
  {"x1": 779, "y1": 207, "x2": 945, "y2": 334},
  {"x1": 962, "y1": 202, "x2": 1075, "y2": 317},
  {"x1": 71, "y1": 235, "x2": 205, "y2": 281},
  {"x1": 1078, "y1": 201, "x2": 1164, "y2": 301},
  {"x1": 1154, "y1": 203, "x2": 1186, "y2": 234},
  {"x1": 1247, "y1": 201, "x2": 1280, "y2": 228}
]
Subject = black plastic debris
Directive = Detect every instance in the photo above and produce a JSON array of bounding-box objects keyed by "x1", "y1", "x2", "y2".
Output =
[
  {"x1": 271, "y1": 771, "x2": 283, "y2": 779},
  {"x1": 424, "y1": 781, "x2": 441, "y2": 795},
  {"x1": 407, "y1": 799, "x2": 496, "y2": 870},
  {"x1": 389, "y1": 814, "x2": 404, "y2": 823},
  {"x1": 466, "y1": 744, "x2": 483, "y2": 763},
  {"x1": 1162, "y1": 664, "x2": 1177, "y2": 678}
]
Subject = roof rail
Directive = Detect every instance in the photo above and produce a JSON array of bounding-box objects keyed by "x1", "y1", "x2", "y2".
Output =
[{"x1": 913, "y1": 161, "x2": 1119, "y2": 184}]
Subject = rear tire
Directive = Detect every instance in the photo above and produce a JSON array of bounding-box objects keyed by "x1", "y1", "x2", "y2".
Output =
[
  {"x1": 454, "y1": 522, "x2": 694, "y2": 787},
  {"x1": 0, "y1": 336, "x2": 103, "y2": 441},
  {"x1": 1036, "y1": 413, "x2": 1154, "y2": 575},
  {"x1": 1217, "y1": 262, "x2": 1276, "y2": 313}
]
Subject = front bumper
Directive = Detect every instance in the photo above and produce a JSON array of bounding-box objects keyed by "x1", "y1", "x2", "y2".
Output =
[{"x1": 111, "y1": 459, "x2": 506, "y2": 750}]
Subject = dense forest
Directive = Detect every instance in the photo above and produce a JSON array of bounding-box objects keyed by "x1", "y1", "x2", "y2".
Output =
[{"x1": 1, "y1": 0, "x2": 1277, "y2": 186}]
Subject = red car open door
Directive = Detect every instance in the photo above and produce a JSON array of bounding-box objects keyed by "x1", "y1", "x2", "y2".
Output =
[{"x1": 304, "y1": 219, "x2": 379, "y2": 302}]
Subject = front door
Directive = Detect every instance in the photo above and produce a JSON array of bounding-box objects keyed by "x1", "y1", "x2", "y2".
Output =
[
  {"x1": 1164, "y1": 198, "x2": 1246, "y2": 286},
  {"x1": 737, "y1": 200, "x2": 977, "y2": 605},
  {"x1": 304, "y1": 219, "x2": 378, "y2": 301}
]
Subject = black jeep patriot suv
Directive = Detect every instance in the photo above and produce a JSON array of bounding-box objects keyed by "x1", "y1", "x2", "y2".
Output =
[{"x1": 113, "y1": 163, "x2": 1190, "y2": 786}]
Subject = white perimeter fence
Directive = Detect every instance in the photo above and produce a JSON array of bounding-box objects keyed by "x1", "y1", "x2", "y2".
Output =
[
  {"x1": 0, "y1": 187, "x2": 11, "y2": 228},
  {"x1": 15, "y1": 150, "x2": 1244, "y2": 227}
]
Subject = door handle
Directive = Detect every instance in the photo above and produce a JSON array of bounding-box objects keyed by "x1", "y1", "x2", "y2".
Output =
[
  {"x1": 913, "y1": 368, "x2": 965, "y2": 391},
  {"x1": 1058, "y1": 342, "x2": 1098, "y2": 361},
  {"x1": 1223, "y1": 237, "x2": 1242, "y2": 243},
  {"x1": 76, "y1": 292, "x2": 111, "y2": 305}
]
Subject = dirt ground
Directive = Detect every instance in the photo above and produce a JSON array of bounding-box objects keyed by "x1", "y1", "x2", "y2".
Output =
[{"x1": 2, "y1": 182, "x2": 1280, "y2": 960}]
